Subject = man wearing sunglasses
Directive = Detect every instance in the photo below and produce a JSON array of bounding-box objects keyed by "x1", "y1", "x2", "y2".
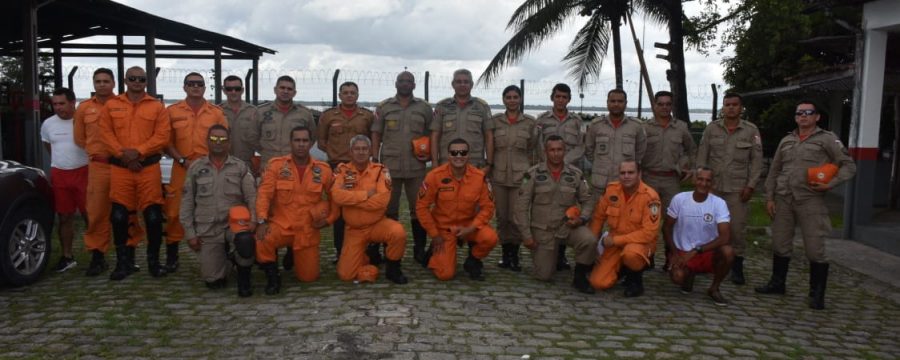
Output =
[
  {"x1": 416, "y1": 138, "x2": 498, "y2": 281},
  {"x1": 180, "y1": 125, "x2": 256, "y2": 296},
  {"x1": 757, "y1": 101, "x2": 856, "y2": 310},
  {"x1": 430, "y1": 69, "x2": 494, "y2": 169},
  {"x1": 98, "y1": 66, "x2": 171, "y2": 280},
  {"x1": 163, "y1": 72, "x2": 229, "y2": 275},
  {"x1": 696, "y1": 92, "x2": 763, "y2": 285},
  {"x1": 218, "y1": 75, "x2": 257, "y2": 167}
]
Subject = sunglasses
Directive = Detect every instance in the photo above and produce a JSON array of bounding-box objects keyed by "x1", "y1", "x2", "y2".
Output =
[
  {"x1": 224, "y1": 86, "x2": 243, "y2": 92},
  {"x1": 795, "y1": 109, "x2": 817, "y2": 116},
  {"x1": 185, "y1": 80, "x2": 205, "y2": 88},
  {"x1": 449, "y1": 150, "x2": 469, "y2": 157},
  {"x1": 209, "y1": 135, "x2": 229, "y2": 144},
  {"x1": 127, "y1": 76, "x2": 147, "y2": 83}
]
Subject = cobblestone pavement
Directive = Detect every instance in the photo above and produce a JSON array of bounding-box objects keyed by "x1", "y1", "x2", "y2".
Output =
[{"x1": 1, "y1": 224, "x2": 898, "y2": 359}]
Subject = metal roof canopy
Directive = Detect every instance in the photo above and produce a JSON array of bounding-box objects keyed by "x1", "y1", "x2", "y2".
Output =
[{"x1": 2, "y1": 0, "x2": 275, "y2": 167}]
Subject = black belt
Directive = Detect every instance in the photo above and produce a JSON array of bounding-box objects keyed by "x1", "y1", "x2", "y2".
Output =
[{"x1": 110, "y1": 154, "x2": 162, "y2": 168}]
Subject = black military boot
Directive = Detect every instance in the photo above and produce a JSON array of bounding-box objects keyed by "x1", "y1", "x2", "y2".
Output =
[
  {"x1": 623, "y1": 269, "x2": 645, "y2": 298},
  {"x1": 755, "y1": 255, "x2": 790, "y2": 294},
  {"x1": 808, "y1": 262, "x2": 829, "y2": 310},
  {"x1": 282, "y1": 249, "x2": 294, "y2": 270},
  {"x1": 147, "y1": 239, "x2": 166, "y2": 278},
  {"x1": 508, "y1": 244, "x2": 522, "y2": 272},
  {"x1": 262, "y1": 263, "x2": 281, "y2": 295},
  {"x1": 498, "y1": 244, "x2": 512, "y2": 269},
  {"x1": 163, "y1": 243, "x2": 180, "y2": 273},
  {"x1": 556, "y1": 245, "x2": 571, "y2": 271},
  {"x1": 730, "y1": 256, "x2": 746, "y2": 285},
  {"x1": 109, "y1": 246, "x2": 131, "y2": 281},
  {"x1": 385, "y1": 259, "x2": 409, "y2": 284},
  {"x1": 125, "y1": 246, "x2": 140, "y2": 273},
  {"x1": 411, "y1": 219, "x2": 428, "y2": 266},
  {"x1": 572, "y1": 263, "x2": 595, "y2": 294},
  {"x1": 237, "y1": 265, "x2": 253, "y2": 298},
  {"x1": 420, "y1": 246, "x2": 433, "y2": 269},
  {"x1": 463, "y1": 253, "x2": 485, "y2": 281},
  {"x1": 85, "y1": 250, "x2": 108, "y2": 276},
  {"x1": 366, "y1": 243, "x2": 384, "y2": 266}
]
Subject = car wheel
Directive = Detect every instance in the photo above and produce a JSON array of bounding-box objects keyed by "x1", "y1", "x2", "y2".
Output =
[{"x1": 0, "y1": 206, "x2": 52, "y2": 286}]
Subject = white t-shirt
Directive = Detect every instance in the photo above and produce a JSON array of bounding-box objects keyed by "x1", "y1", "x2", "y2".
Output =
[
  {"x1": 40, "y1": 114, "x2": 89, "y2": 170},
  {"x1": 666, "y1": 191, "x2": 730, "y2": 251}
]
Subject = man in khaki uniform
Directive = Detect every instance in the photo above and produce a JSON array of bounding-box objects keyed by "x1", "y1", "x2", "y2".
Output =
[
  {"x1": 180, "y1": 125, "x2": 257, "y2": 296},
  {"x1": 251, "y1": 75, "x2": 317, "y2": 166},
  {"x1": 317, "y1": 81, "x2": 375, "y2": 260},
  {"x1": 696, "y1": 92, "x2": 762, "y2": 284},
  {"x1": 585, "y1": 89, "x2": 647, "y2": 204},
  {"x1": 218, "y1": 75, "x2": 257, "y2": 167},
  {"x1": 373, "y1": 71, "x2": 433, "y2": 266},
  {"x1": 430, "y1": 69, "x2": 494, "y2": 168},
  {"x1": 641, "y1": 90, "x2": 696, "y2": 270},
  {"x1": 515, "y1": 135, "x2": 596, "y2": 294},
  {"x1": 755, "y1": 100, "x2": 856, "y2": 310}
]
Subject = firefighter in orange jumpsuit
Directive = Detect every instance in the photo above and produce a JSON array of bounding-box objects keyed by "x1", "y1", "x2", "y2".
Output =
[
  {"x1": 332, "y1": 134, "x2": 408, "y2": 284},
  {"x1": 416, "y1": 138, "x2": 498, "y2": 281},
  {"x1": 163, "y1": 72, "x2": 229, "y2": 273},
  {"x1": 73, "y1": 68, "x2": 144, "y2": 276},
  {"x1": 98, "y1": 66, "x2": 171, "y2": 280},
  {"x1": 589, "y1": 160, "x2": 661, "y2": 297},
  {"x1": 255, "y1": 126, "x2": 335, "y2": 294}
]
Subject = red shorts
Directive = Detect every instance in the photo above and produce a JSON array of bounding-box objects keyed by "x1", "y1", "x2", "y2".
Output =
[
  {"x1": 51, "y1": 166, "x2": 88, "y2": 215},
  {"x1": 675, "y1": 249, "x2": 714, "y2": 274}
]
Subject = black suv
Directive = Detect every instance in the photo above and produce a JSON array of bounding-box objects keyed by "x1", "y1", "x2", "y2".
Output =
[{"x1": 0, "y1": 160, "x2": 54, "y2": 286}]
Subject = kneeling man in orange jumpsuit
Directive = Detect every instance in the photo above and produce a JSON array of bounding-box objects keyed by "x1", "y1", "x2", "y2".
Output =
[
  {"x1": 416, "y1": 138, "x2": 498, "y2": 281},
  {"x1": 589, "y1": 160, "x2": 661, "y2": 297},
  {"x1": 255, "y1": 126, "x2": 335, "y2": 294},
  {"x1": 332, "y1": 134, "x2": 409, "y2": 284}
]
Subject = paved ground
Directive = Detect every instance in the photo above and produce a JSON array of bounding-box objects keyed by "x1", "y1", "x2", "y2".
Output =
[{"x1": 1, "y1": 221, "x2": 899, "y2": 359}]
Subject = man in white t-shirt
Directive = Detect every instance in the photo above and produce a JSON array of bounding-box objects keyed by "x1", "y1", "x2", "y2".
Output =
[
  {"x1": 663, "y1": 166, "x2": 735, "y2": 306},
  {"x1": 41, "y1": 87, "x2": 90, "y2": 273}
]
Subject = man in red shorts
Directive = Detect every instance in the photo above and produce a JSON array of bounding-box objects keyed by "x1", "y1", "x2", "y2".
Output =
[
  {"x1": 663, "y1": 166, "x2": 734, "y2": 306},
  {"x1": 41, "y1": 87, "x2": 89, "y2": 272}
]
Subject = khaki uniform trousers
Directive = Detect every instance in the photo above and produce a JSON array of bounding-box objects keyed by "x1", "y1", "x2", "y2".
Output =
[
  {"x1": 493, "y1": 184, "x2": 523, "y2": 245},
  {"x1": 197, "y1": 230, "x2": 254, "y2": 283},
  {"x1": 386, "y1": 176, "x2": 424, "y2": 221},
  {"x1": 715, "y1": 191, "x2": 749, "y2": 255},
  {"x1": 531, "y1": 226, "x2": 597, "y2": 281},
  {"x1": 771, "y1": 195, "x2": 829, "y2": 262}
]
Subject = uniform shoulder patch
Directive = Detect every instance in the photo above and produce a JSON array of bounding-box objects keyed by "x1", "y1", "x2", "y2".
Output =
[{"x1": 649, "y1": 201, "x2": 661, "y2": 223}]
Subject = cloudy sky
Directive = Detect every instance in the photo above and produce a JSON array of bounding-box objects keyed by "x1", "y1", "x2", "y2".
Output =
[{"x1": 64, "y1": 0, "x2": 735, "y2": 113}]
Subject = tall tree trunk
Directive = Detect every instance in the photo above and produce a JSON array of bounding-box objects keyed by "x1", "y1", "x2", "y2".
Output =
[
  {"x1": 611, "y1": 17, "x2": 623, "y2": 89},
  {"x1": 668, "y1": 0, "x2": 690, "y2": 123}
]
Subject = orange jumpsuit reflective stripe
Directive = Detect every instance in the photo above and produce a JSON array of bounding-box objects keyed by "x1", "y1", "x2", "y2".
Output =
[
  {"x1": 98, "y1": 93, "x2": 170, "y2": 211},
  {"x1": 164, "y1": 100, "x2": 228, "y2": 244},
  {"x1": 588, "y1": 181, "x2": 661, "y2": 289},
  {"x1": 255, "y1": 155, "x2": 333, "y2": 282},
  {"x1": 75, "y1": 97, "x2": 144, "y2": 252},
  {"x1": 416, "y1": 163, "x2": 498, "y2": 280},
  {"x1": 332, "y1": 162, "x2": 405, "y2": 282}
]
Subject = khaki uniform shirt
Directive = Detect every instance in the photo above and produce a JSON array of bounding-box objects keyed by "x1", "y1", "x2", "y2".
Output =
[
  {"x1": 180, "y1": 155, "x2": 257, "y2": 239},
  {"x1": 219, "y1": 101, "x2": 257, "y2": 163},
  {"x1": 491, "y1": 112, "x2": 537, "y2": 186},
  {"x1": 515, "y1": 163, "x2": 593, "y2": 241},
  {"x1": 317, "y1": 106, "x2": 374, "y2": 164},
  {"x1": 696, "y1": 119, "x2": 764, "y2": 193},
  {"x1": 765, "y1": 127, "x2": 856, "y2": 201},
  {"x1": 585, "y1": 115, "x2": 647, "y2": 188},
  {"x1": 641, "y1": 118, "x2": 696, "y2": 174},
  {"x1": 431, "y1": 96, "x2": 494, "y2": 165},
  {"x1": 373, "y1": 96, "x2": 433, "y2": 178},
  {"x1": 252, "y1": 102, "x2": 317, "y2": 164},
  {"x1": 535, "y1": 110, "x2": 585, "y2": 165}
]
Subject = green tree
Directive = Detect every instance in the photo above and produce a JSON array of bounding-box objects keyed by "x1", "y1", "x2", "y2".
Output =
[{"x1": 0, "y1": 55, "x2": 54, "y2": 90}]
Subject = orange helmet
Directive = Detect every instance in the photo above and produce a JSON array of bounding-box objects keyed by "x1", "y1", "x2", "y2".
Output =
[
  {"x1": 309, "y1": 201, "x2": 330, "y2": 223},
  {"x1": 357, "y1": 265, "x2": 379, "y2": 283},
  {"x1": 228, "y1": 205, "x2": 252, "y2": 233},
  {"x1": 565, "y1": 206, "x2": 581, "y2": 220},
  {"x1": 808, "y1": 163, "x2": 839, "y2": 184},
  {"x1": 411, "y1": 136, "x2": 431, "y2": 160}
]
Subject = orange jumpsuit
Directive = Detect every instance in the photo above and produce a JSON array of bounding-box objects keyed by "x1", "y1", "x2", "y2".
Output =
[
  {"x1": 416, "y1": 163, "x2": 498, "y2": 280},
  {"x1": 164, "y1": 100, "x2": 228, "y2": 244},
  {"x1": 74, "y1": 97, "x2": 144, "y2": 252},
  {"x1": 256, "y1": 155, "x2": 334, "y2": 282},
  {"x1": 332, "y1": 162, "x2": 406, "y2": 282},
  {"x1": 98, "y1": 93, "x2": 170, "y2": 211},
  {"x1": 588, "y1": 181, "x2": 661, "y2": 289}
]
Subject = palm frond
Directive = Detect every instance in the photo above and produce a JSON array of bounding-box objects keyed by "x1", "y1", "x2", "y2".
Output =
[
  {"x1": 562, "y1": 11, "x2": 610, "y2": 90},
  {"x1": 508, "y1": 0, "x2": 578, "y2": 30},
  {"x1": 632, "y1": 0, "x2": 671, "y2": 26}
]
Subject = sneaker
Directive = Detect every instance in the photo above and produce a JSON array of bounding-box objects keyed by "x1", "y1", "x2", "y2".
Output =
[
  {"x1": 708, "y1": 289, "x2": 729, "y2": 306},
  {"x1": 54, "y1": 257, "x2": 77, "y2": 273}
]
